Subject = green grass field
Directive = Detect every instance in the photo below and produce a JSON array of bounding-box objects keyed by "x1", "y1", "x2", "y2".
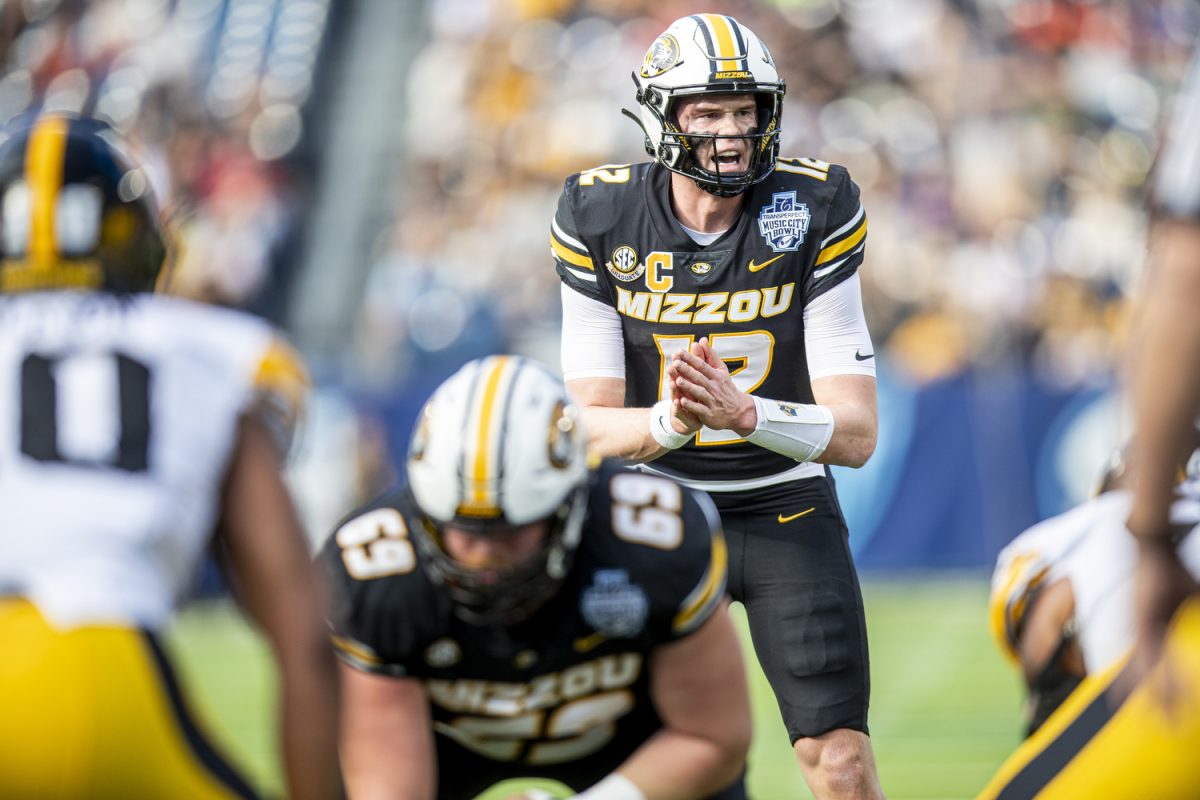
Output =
[{"x1": 164, "y1": 577, "x2": 1023, "y2": 800}]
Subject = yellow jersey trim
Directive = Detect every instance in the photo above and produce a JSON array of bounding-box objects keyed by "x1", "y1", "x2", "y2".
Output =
[
  {"x1": 551, "y1": 235, "x2": 594, "y2": 270},
  {"x1": 673, "y1": 531, "x2": 728, "y2": 634},
  {"x1": 816, "y1": 217, "x2": 867, "y2": 265}
]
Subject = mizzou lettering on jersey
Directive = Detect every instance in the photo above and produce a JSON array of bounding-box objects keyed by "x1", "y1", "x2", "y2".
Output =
[
  {"x1": 551, "y1": 159, "x2": 866, "y2": 481},
  {"x1": 320, "y1": 462, "x2": 726, "y2": 768},
  {"x1": 615, "y1": 283, "x2": 795, "y2": 324},
  {"x1": 426, "y1": 653, "x2": 642, "y2": 715}
]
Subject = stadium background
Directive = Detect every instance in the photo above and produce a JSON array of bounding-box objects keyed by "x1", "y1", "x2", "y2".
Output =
[{"x1": 4, "y1": 0, "x2": 1197, "y2": 797}]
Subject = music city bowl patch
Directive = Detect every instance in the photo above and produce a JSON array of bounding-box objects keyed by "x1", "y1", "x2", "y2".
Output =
[
  {"x1": 606, "y1": 245, "x2": 645, "y2": 282},
  {"x1": 581, "y1": 570, "x2": 648, "y2": 638},
  {"x1": 758, "y1": 190, "x2": 811, "y2": 252}
]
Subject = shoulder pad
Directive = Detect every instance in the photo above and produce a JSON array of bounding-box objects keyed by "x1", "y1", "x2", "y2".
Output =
[
  {"x1": 774, "y1": 156, "x2": 838, "y2": 185},
  {"x1": 249, "y1": 334, "x2": 309, "y2": 457},
  {"x1": 318, "y1": 488, "x2": 445, "y2": 674},
  {"x1": 585, "y1": 464, "x2": 726, "y2": 639},
  {"x1": 562, "y1": 163, "x2": 651, "y2": 238}
]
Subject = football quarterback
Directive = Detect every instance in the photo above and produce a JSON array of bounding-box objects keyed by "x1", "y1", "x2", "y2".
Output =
[
  {"x1": 553, "y1": 14, "x2": 883, "y2": 798},
  {"x1": 0, "y1": 113, "x2": 338, "y2": 799},
  {"x1": 322, "y1": 355, "x2": 752, "y2": 800}
]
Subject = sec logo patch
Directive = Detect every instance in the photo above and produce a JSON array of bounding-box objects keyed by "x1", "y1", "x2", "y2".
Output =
[{"x1": 606, "y1": 245, "x2": 645, "y2": 282}]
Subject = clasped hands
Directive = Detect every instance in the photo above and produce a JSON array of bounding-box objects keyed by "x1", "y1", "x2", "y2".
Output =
[{"x1": 664, "y1": 337, "x2": 758, "y2": 438}]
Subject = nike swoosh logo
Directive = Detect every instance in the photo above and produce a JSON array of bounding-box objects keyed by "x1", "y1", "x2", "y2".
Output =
[
  {"x1": 854, "y1": 350, "x2": 874, "y2": 361},
  {"x1": 573, "y1": 632, "x2": 607, "y2": 653},
  {"x1": 777, "y1": 507, "x2": 816, "y2": 524},
  {"x1": 748, "y1": 254, "x2": 785, "y2": 273}
]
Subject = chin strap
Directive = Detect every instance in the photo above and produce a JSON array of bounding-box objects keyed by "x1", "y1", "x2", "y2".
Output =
[{"x1": 694, "y1": 176, "x2": 746, "y2": 198}]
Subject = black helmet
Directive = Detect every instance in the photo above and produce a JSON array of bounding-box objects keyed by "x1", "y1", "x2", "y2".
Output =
[{"x1": 0, "y1": 113, "x2": 167, "y2": 294}]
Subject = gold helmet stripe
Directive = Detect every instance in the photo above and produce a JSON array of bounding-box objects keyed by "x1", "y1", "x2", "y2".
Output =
[
  {"x1": 26, "y1": 115, "x2": 70, "y2": 264},
  {"x1": 701, "y1": 14, "x2": 742, "y2": 73},
  {"x1": 461, "y1": 356, "x2": 513, "y2": 516}
]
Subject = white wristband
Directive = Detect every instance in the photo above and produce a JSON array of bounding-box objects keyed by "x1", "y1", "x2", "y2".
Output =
[
  {"x1": 572, "y1": 774, "x2": 647, "y2": 800},
  {"x1": 649, "y1": 399, "x2": 691, "y2": 450},
  {"x1": 745, "y1": 395, "x2": 835, "y2": 462}
]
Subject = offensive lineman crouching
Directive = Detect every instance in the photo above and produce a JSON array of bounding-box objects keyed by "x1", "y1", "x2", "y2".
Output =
[{"x1": 319, "y1": 356, "x2": 752, "y2": 799}]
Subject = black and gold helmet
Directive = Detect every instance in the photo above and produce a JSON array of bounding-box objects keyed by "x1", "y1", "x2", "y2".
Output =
[{"x1": 0, "y1": 113, "x2": 166, "y2": 294}]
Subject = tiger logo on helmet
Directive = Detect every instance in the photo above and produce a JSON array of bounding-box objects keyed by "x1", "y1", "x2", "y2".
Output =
[{"x1": 627, "y1": 14, "x2": 785, "y2": 198}]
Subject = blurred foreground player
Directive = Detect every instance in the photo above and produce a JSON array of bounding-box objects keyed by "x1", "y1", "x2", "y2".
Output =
[
  {"x1": 321, "y1": 356, "x2": 751, "y2": 799},
  {"x1": 0, "y1": 113, "x2": 339, "y2": 799},
  {"x1": 978, "y1": 51, "x2": 1200, "y2": 800},
  {"x1": 988, "y1": 445, "x2": 1200, "y2": 739},
  {"x1": 1127, "y1": 45, "x2": 1200, "y2": 689}
]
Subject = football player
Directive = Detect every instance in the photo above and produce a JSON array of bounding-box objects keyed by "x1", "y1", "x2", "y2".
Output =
[
  {"x1": 0, "y1": 114, "x2": 339, "y2": 799},
  {"x1": 1128, "y1": 42, "x2": 1200, "y2": 683},
  {"x1": 978, "y1": 50, "x2": 1200, "y2": 800},
  {"x1": 988, "y1": 446, "x2": 1200, "y2": 737},
  {"x1": 551, "y1": 14, "x2": 881, "y2": 799},
  {"x1": 321, "y1": 356, "x2": 752, "y2": 799}
]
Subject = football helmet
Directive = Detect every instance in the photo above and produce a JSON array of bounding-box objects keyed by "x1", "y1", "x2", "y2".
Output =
[
  {"x1": 407, "y1": 355, "x2": 590, "y2": 625},
  {"x1": 0, "y1": 113, "x2": 166, "y2": 294},
  {"x1": 629, "y1": 14, "x2": 785, "y2": 197}
]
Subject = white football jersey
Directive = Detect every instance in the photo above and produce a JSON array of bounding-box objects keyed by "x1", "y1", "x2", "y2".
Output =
[
  {"x1": 1155, "y1": 48, "x2": 1200, "y2": 219},
  {"x1": 991, "y1": 488, "x2": 1200, "y2": 673},
  {"x1": 0, "y1": 292, "x2": 306, "y2": 631}
]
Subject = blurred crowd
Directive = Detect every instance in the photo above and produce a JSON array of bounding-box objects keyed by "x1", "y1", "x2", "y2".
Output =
[
  {"x1": 0, "y1": 0, "x2": 333, "y2": 321},
  {"x1": 6, "y1": 0, "x2": 1199, "y2": 528},
  {"x1": 357, "y1": 0, "x2": 1199, "y2": 401}
]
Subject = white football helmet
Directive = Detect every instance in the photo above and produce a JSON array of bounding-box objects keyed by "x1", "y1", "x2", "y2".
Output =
[
  {"x1": 629, "y1": 14, "x2": 785, "y2": 197},
  {"x1": 407, "y1": 355, "x2": 590, "y2": 624}
]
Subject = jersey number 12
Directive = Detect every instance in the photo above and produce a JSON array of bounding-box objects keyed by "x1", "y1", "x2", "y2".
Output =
[{"x1": 654, "y1": 331, "x2": 774, "y2": 446}]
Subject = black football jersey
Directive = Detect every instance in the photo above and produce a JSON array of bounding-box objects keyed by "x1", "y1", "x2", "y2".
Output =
[
  {"x1": 319, "y1": 460, "x2": 726, "y2": 779},
  {"x1": 552, "y1": 159, "x2": 866, "y2": 482}
]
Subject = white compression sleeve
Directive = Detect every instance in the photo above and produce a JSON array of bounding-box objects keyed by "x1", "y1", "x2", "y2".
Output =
[
  {"x1": 804, "y1": 273, "x2": 876, "y2": 380},
  {"x1": 560, "y1": 285, "x2": 626, "y2": 382}
]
